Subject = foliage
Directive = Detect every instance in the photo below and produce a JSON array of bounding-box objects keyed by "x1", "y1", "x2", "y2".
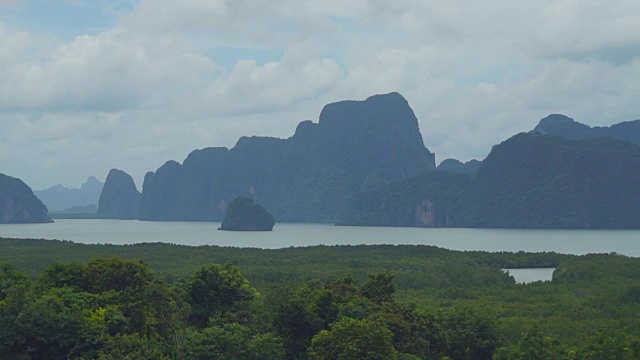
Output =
[
  {"x1": 0, "y1": 239, "x2": 638, "y2": 359},
  {"x1": 185, "y1": 263, "x2": 258, "y2": 328}
]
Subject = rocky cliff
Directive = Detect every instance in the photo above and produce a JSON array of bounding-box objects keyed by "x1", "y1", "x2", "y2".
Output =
[
  {"x1": 337, "y1": 171, "x2": 470, "y2": 227},
  {"x1": 97, "y1": 169, "x2": 141, "y2": 219},
  {"x1": 139, "y1": 92, "x2": 436, "y2": 222},
  {"x1": 218, "y1": 196, "x2": 275, "y2": 231},
  {"x1": 452, "y1": 132, "x2": 640, "y2": 228},
  {"x1": 0, "y1": 173, "x2": 51, "y2": 223}
]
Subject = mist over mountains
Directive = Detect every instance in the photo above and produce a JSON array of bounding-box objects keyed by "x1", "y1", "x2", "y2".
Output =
[{"x1": 34, "y1": 177, "x2": 103, "y2": 212}]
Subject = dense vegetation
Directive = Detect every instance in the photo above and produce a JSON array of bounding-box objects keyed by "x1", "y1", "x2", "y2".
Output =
[
  {"x1": 0, "y1": 238, "x2": 638, "y2": 359},
  {"x1": 0, "y1": 174, "x2": 50, "y2": 223},
  {"x1": 453, "y1": 133, "x2": 640, "y2": 228},
  {"x1": 337, "y1": 171, "x2": 470, "y2": 227},
  {"x1": 139, "y1": 92, "x2": 435, "y2": 223},
  {"x1": 219, "y1": 196, "x2": 275, "y2": 231}
]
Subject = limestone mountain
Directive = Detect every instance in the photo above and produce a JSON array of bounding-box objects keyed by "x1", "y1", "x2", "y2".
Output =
[
  {"x1": 34, "y1": 176, "x2": 103, "y2": 211},
  {"x1": 97, "y1": 169, "x2": 141, "y2": 219},
  {"x1": 452, "y1": 132, "x2": 640, "y2": 228},
  {"x1": 0, "y1": 173, "x2": 51, "y2": 223},
  {"x1": 533, "y1": 114, "x2": 640, "y2": 145},
  {"x1": 139, "y1": 92, "x2": 436, "y2": 222},
  {"x1": 219, "y1": 196, "x2": 275, "y2": 231},
  {"x1": 436, "y1": 158, "x2": 482, "y2": 177},
  {"x1": 337, "y1": 171, "x2": 471, "y2": 227}
]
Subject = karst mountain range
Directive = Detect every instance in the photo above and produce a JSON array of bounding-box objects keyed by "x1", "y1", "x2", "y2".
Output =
[{"x1": 4, "y1": 92, "x2": 640, "y2": 228}]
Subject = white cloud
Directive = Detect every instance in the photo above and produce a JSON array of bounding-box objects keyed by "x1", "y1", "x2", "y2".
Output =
[{"x1": 2, "y1": 1, "x2": 640, "y2": 188}]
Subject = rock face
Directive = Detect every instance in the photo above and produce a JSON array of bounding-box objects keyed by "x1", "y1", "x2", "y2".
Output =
[
  {"x1": 0, "y1": 173, "x2": 51, "y2": 223},
  {"x1": 139, "y1": 92, "x2": 436, "y2": 222},
  {"x1": 34, "y1": 176, "x2": 103, "y2": 211},
  {"x1": 337, "y1": 171, "x2": 471, "y2": 227},
  {"x1": 533, "y1": 114, "x2": 640, "y2": 145},
  {"x1": 452, "y1": 132, "x2": 640, "y2": 228},
  {"x1": 437, "y1": 158, "x2": 482, "y2": 177},
  {"x1": 97, "y1": 169, "x2": 141, "y2": 219},
  {"x1": 219, "y1": 196, "x2": 275, "y2": 231}
]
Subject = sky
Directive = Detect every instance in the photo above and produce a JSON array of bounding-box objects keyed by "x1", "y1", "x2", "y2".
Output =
[{"x1": 2, "y1": 0, "x2": 640, "y2": 190}]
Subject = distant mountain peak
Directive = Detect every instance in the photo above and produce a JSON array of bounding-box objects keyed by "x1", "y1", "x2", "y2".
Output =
[
  {"x1": 97, "y1": 169, "x2": 141, "y2": 219},
  {"x1": 533, "y1": 114, "x2": 640, "y2": 144},
  {"x1": 35, "y1": 176, "x2": 104, "y2": 211},
  {"x1": 139, "y1": 92, "x2": 436, "y2": 222},
  {"x1": 0, "y1": 173, "x2": 51, "y2": 223},
  {"x1": 538, "y1": 113, "x2": 575, "y2": 124}
]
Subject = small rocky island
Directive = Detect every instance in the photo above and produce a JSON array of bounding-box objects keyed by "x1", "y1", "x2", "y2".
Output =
[{"x1": 218, "y1": 196, "x2": 275, "y2": 231}]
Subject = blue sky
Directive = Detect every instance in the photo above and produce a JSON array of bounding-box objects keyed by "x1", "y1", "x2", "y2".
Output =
[
  {"x1": 1, "y1": 0, "x2": 130, "y2": 37},
  {"x1": 1, "y1": 0, "x2": 640, "y2": 189}
]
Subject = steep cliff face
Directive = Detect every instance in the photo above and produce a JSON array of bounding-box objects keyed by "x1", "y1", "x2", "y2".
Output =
[
  {"x1": 139, "y1": 92, "x2": 436, "y2": 222},
  {"x1": 414, "y1": 198, "x2": 436, "y2": 227},
  {"x1": 97, "y1": 169, "x2": 141, "y2": 219},
  {"x1": 534, "y1": 114, "x2": 640, "y2": 145},
  {"x1": 0, "y1": 173, "x2": 51, "y2": 223},
  {"x1": 337, "y1": 171, "x2": 470, "y2": 227},
  {"x1": 452, "y1": 133, "x2": 640, "y2": 228}
]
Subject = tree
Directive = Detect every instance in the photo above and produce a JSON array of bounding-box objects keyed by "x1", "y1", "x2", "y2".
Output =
[
  {"x1": 186, "y1": 263, "x2": 257, "y2": 328},
  {"x1": 308, "y1": 317, "x2": 397, "y2": 360},
  {"x1": 186, "y1": 323, "x2": 284, "y2": 360},
  {"x1": 360, "y1": 273, "x2": 396, "y2": 304}
]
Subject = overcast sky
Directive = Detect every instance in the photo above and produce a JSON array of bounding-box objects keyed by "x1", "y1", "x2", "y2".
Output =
[{"x1": 2, "y1": 0, "x2": 640, "y2": 190}]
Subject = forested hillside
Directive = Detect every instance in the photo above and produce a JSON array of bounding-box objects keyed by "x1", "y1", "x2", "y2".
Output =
[
  {"x1": 452, "y1": 132, "x2": 640, "y2": 228},
  {"x1": 0, "y1": 238, "x2": 638, "y2": 359}
]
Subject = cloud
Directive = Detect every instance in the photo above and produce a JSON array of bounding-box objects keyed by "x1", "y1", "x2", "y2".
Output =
[{"x1": 2, "y1": 0, "x2": 640, "y2": 188}]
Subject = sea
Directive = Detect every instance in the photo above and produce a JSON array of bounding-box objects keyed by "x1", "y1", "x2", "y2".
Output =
[
  {"x1": 2, "y1": 219, "x2": 637, "y2": 283},
  {"x1": 0, "y1": 219, "x2": 637, "y2": 256}
]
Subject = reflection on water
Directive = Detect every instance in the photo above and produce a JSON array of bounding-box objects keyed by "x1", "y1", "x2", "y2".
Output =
[
  {"x1": 0, "y1": 220, "x2": 639, "y2": 256},
  {"x1": 502, "y1": 268, "x2": 556, "y2": 284}
]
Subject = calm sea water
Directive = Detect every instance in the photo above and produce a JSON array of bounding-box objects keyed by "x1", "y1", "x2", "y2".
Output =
[
  {"x1": 0, "y1": 219, "x2": 638, "y2": 256},
  {"x1": 502, "y1": 268, "x2": 556, "y2": 284}
]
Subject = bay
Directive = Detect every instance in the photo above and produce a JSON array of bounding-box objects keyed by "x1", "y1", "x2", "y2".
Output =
[
  {"x1": 502, "y1": 268, "x2": 556, "y2": 284},
  {"x1": 0, "y1": 219, "x2": 638, "y2": 256}
]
